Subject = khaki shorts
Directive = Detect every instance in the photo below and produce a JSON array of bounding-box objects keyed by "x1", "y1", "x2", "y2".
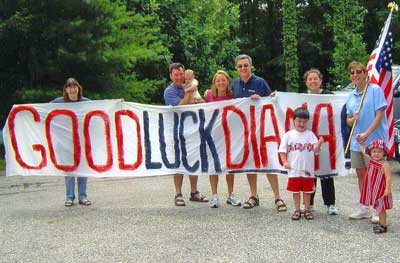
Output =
[{"x1": 350, "y1": 151, "x2": 369, "y2": 169}]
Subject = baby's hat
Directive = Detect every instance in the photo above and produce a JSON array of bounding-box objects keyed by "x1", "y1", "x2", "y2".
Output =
[{"x1": 365, "y1": 139, "x2": 388, "y2": 156}]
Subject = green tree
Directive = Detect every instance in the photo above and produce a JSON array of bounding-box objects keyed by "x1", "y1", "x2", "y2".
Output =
[
  {"x1": 237, "y1": 0, "x2": 285, "y2": 91},
  {"x1": 282, "y1": 0, "x2": 299, "y2": 91},
  {"x1": 327, "y1": 0, "x2": 368, "y2": 86},
  {"x1": 0, "y1": 0, "x2": 170, "y2": 125},
  {"x1": 237, "y1": 0, "x2": 333, "y2": 91},
  {"x1": 126, "y1": 0, "x2": 240, "y2": 101},
  {"x1": 296, "y1": 0, "x2": 334, "y2": 91}
]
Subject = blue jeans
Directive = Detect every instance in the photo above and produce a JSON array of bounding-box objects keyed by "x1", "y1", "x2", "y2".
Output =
[{"x1": 65, "y1": 176, "x2": 88, "y2": 201}]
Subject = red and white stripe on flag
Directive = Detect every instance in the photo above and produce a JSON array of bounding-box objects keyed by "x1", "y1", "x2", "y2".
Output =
[{"x1": 367, "y1": 11, "x2": 394, "y2": 157}]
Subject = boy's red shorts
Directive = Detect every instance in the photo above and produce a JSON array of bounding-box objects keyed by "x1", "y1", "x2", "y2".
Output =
[{"x1": 287, "y1": 177, "x2": 315, "y2": 193}]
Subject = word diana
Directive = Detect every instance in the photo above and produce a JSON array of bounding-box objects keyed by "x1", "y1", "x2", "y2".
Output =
[{"x1": 3, "y1": 94, "x2": 348, "y2": 177}]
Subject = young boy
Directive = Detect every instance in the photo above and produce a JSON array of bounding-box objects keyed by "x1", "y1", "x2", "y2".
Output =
[{"x1": 279, "y1": 106, "x2": 324, "y2": 220}]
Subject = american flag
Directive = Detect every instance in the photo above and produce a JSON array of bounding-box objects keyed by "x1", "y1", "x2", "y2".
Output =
[{"x1": 367, "y1": 11, "x2": 394, "y2": 157}]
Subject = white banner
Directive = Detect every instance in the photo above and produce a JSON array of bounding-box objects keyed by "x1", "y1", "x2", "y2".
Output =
[{"x1": 3, "y1": 92, "x2": 349, "y2": 177}]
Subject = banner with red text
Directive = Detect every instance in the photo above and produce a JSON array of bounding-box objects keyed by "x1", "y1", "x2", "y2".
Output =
[{"x1": 3, "y1": 92, "x2": 349, "y2": 177}]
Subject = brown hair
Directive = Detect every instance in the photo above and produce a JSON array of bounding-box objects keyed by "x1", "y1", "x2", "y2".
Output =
[
  {"x1": 294, "y1": 106, "x2": 310, "y2": 120},
  {"x1": 169, "y1": 63, "x2": 185, "y2": 74},
  {"x1": 63, "y1": 78, "x2": 83, "y2": 102},
  {"x1": 211, "y1": 70, "x2": 232, "y2": 98},
  {"x1": 303, "y1": 68, "x2": 323, "y2": 81}
]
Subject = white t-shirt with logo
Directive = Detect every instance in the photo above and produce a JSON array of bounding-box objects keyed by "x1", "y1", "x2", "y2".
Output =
[{"x1": 278, "y1": 129, "x2": 318, "y2": 178}]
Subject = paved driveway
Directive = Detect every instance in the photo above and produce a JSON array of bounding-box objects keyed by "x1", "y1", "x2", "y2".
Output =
[{"x1": 0, "y1": 172, "x2": 399, "y2": 263}]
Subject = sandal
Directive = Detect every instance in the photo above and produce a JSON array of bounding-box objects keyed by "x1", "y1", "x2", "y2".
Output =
[
  {"x1": 304, "y1": 210, "x2": 314, "y2": 220},
  {"x1": 275, "y1": 198, "x2": 287, "y2": 212},
  {"x1": 189, "y1": 191, "x2": 209, "y2": 202},
  {"x1": 175, "y1": 194, "x2": 186, "y2": 206},
  {"x1": 291, "y1": 210, "x2": 301, "y2": 220},
  {"x1": 78, "y1": 199, "x2": 92, "y2": 206},
  {"x1": 243, "y1": 196, "x2": 259, "y2": 209},
  {"x1": 373, "y1": 224, "x2": 387, "y2": 234},
  {"x1": 65, "y1": 200, "x2": 73, "y2": 207}
]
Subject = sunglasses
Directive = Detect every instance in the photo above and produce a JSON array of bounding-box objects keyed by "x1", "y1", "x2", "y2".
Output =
[
  {"x1": 349, "y1": 69, "x2": 364, "y2": 75},
  {"x1": 237, "y1": 64, "x2": 250, "y2": 69}
]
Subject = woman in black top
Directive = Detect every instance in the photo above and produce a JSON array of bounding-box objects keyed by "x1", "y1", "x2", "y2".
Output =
[{"x1": 303, "y1": 69, "x2": 337, "y2": 215}]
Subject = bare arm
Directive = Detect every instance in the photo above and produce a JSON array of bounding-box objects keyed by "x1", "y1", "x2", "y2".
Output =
[
  {"x1": 178, "y1": 86, "x2": 196, "y2": 105},
  {"x1": 314, "y1": 137, "x2": 324, "y2": 154},
  {"x1": 346, "y1": 112, "x2": 358, "y2": 126},
  {"x1": 382, "y1": 161, "x2": 392, "y2": 196},
  {"x1": 357, "y1": 108, "x2": 384, "y2": 144},
  {"x1": 356, "y1": 134, "x2": 368, "y2": 157},
  {"x1": 279, "y1": 153, "x2": 290, "y2": 169}
]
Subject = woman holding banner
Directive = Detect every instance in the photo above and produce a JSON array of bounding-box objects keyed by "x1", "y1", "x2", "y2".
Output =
[
  {"x1": 205, "y1": 70, "x2": 242, "y2": 208},
  {"x1": 50, "y1": 78, "x2": 92, "y2": 207},
  {"x1": 303, "y1": 68, "x2": 338, "y2": 215},
  {"x1": 345, "y1": 61, "x2": 388, "y2": 222}
]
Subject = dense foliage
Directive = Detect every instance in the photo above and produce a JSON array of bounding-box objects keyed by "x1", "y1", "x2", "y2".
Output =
[{"x1": 282, "y1": 0, "x2": 300, "y2": 91}]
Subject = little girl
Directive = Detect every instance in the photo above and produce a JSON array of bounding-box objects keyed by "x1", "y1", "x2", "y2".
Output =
[{"x1": 358, "y1": 138, "x2": 392, "y2": 233}]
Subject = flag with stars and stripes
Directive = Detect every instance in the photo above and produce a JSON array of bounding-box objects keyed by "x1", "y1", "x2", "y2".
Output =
[{"x1": 367, "y1": 11, "x2": 394, "y2": 157}]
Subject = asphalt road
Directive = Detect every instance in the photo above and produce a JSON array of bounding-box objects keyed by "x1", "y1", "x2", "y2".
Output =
[{"x1": 1, "y1": 169, "x2": 400, "y2": 263}]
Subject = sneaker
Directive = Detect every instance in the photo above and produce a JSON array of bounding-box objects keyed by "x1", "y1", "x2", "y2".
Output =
[
  {"x1": 300, "y1": 204, "x2": 313, "y2": 214},
  {"x1": 327, "y1": 205, "x2": 338, "y2": 215},
  {"x1": 226, "y1": 194, "x2": 242, "y2": 206},
  {"x1": 349, "y1": 206, "x2": 369, "y2": 219},
  {"x1": 209, "y1": 195, "x2": 219, "y2": 208},
  {"x1": 371, "y1": 212, "x2": 380, "y2": 224}
]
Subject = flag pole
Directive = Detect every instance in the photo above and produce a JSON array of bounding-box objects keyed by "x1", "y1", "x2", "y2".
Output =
[{"x1": 344, "y1": 81, "x2": 369, "y2": 154}]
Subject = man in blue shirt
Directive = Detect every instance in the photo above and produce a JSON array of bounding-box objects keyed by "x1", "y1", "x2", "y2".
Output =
[
  {"x1": 163, "y1": 62, "x2": 209, "y2": 206},
  {"x1": 232, "y1": 54, "x2": 287, "y2": 212}
]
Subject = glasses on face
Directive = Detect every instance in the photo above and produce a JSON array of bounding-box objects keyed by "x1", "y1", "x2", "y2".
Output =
[
  {"x1": 237, "y1": 64, "x2": 249, "y2": 69},
  {"x1": 349, "y1": 69, "x2": 364, "y2": 75}
]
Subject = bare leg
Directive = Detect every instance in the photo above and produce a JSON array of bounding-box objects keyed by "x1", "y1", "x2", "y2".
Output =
[
  {"x1": 293, "y1": 193, "x2": 300, "y2": 211},
  {"x1": 379, "y1": 210, "x2": 387, "y2": 225},
  {"x1": 189, "y1": 175, "x2": 198, "y2": 193},
  {"x1": 303, "y1": 193, "x2": 311, "y2": 211},
  {"x1": 355, "y1": 167, "x2": 366, "y2": 194},
  {"x1": 247, "y1": 173, "x2": 257, "y2": 196},
  {"x1": 188, "y1": 175, "x2": 208, "y2": 202},
  {"x1": 209, "y1": 175, "x2": 218, "y2": 195},
  {"x1": 226, "y1": 174, "x2": 234, "y2": 196},
  {"x1": 266, "y1": 174, "x2": 281, "y2": 200},
  {"x1": 174, "y1": 174, "x2": 184, "y2": 194}
]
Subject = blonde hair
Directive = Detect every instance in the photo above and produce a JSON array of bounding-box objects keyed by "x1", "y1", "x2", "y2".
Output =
[
  {"x1": 211, "y1": 70, "x2": 232, "y2": 98},
  {"x1": 185, "y1": 69, "x2": 194, "y2": 76},
  {"x1": 347, "y1": 61, "x2": 366, "y2": 73}
]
